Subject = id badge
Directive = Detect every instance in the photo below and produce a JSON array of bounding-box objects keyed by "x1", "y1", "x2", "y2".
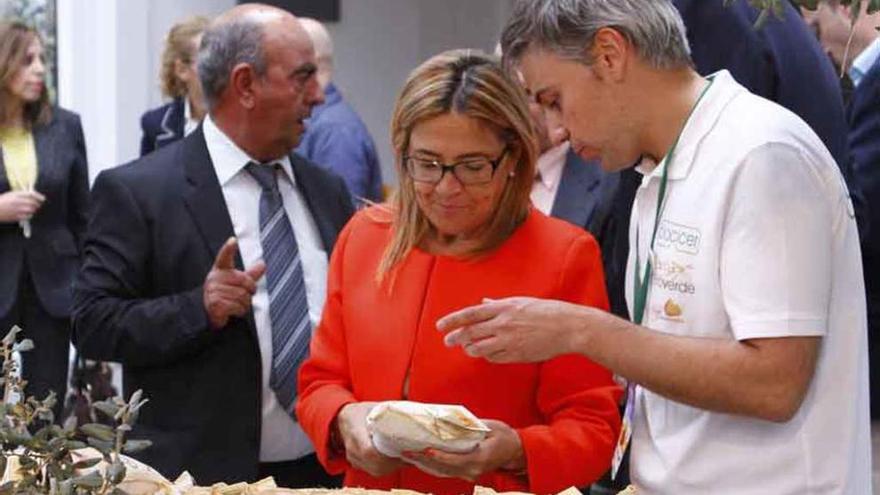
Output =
[{"x1": 611, "y1": 383, "x2": 636, "y2": 480}]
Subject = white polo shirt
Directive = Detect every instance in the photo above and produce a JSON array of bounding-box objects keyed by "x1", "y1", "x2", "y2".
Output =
[{"x1": 625, "y1": 71, "x2": 871, "y2": 494}]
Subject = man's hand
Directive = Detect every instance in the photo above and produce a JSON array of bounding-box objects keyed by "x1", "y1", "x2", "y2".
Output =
[
  {"x1": 437, "y1": 297, "x2": 587, "y2": 363},
  {"x1": 337, "y1": 402, "x2": 404, "y2": 477},
  {"x1": 403, "y1": 419, "x2": 524, "y2": 481},
  {"x1": 0, "y1": 190, "x2": 45, "y2": 222},
  {"x1": 203, "y1": 237, "x2": 266, "y2": 329}
]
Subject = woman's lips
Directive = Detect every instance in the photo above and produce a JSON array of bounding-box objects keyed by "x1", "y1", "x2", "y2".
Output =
[{"x1": 436, "y1": 203, "x2": 468, "y2": 213}]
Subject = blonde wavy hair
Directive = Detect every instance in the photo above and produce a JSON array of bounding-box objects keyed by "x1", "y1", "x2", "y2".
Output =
[
  {"x1": 160, "y1": 16, "x2": 210, "y2": 99},
  {"x1": 378, "y1": 49, "x2": 538, "y2": 281}
]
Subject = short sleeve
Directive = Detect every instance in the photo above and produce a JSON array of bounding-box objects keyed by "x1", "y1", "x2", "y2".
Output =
[{"x1": 721, "y1": 142, "x2": 832, "y2": 340}]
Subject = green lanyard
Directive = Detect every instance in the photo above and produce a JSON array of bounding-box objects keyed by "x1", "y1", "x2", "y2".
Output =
[{"x1": 631, "y1": 78, "x2": 713, "y2": 326}]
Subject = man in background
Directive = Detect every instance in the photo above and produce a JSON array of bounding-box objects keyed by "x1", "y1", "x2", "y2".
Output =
[
  {"x1": 296, "y1": 18, "x2": 383, "y2": 203},
  {"x1": 805, "y1": 1, "x2": 880, "y2": 475},
  {"x1": 73, "y1": 4, "x2": 353, "y2": 486}
]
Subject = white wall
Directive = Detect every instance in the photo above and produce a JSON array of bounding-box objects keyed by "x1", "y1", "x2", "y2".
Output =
[
  {"x1": 58, "y1": 0, "x2": 233, "y2": 182},
  {"x1": 329, "y1": 0, "x2": 515, "y2": 183},
  {"x1": 58, "y1": 0, "x2": 515, "y2": 184}
]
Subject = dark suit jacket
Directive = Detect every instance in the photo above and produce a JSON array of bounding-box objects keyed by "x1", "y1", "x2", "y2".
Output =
[
  {"x1": 72, "y1": 127, "x2": 355, "y2": 484},
  {"x1": 139, "y1": 97, "x2": 185, "y2": 157},
  {"x1": 674, "y1": 0, "x2": 850, "y2": 170},
  {"x1": 549, "y1": 150, "x2": 616, "y2": 233},
  {"x1": 847, "y1": 59, "x2": 880, "y2": 418},
  {"x1": 0, "y1": 107, "x2": 89, "y2": 319}
]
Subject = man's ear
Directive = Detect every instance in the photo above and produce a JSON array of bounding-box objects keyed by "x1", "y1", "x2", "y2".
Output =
[
  {"x1": 230, "y1": 63, "x2": 257, "y2": 109},
  {"x1": 587, "y1": 26, "x2": 630, "y2": 83}
]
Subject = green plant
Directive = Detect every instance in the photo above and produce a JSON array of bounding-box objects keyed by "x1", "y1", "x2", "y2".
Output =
[{"x1": 0, "y1": 326, "x2": 151, "y2": 495}]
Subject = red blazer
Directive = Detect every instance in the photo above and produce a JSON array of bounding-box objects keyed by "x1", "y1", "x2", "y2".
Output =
[{"x1": 297, "y1": 207, "x2": 621, "y2": 495}]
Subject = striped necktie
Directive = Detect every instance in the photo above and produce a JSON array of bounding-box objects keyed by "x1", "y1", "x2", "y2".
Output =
[{"x1": 246, "y1": 162, "x2": 311, "y2": 417}]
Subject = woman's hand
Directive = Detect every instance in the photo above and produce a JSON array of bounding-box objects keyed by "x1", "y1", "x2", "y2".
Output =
[
  {"x1": 403, "y1": 419, "x2": 525, "y2": 482},
  {"x1": 0, "y1": 190, "x2": 45, "y2": 222},
  {"x1": 337, "y1": 402, "x2": 405, "y2": 478}
]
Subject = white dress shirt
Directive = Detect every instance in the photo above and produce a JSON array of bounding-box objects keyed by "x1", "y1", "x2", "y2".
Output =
[
  {"x1": 850, "y1": 36, "x2": 880, "y2": 88},
  {"x1": 529, "y1": 141, "x2": 569, "y2": 215},
  {"x1": 183, "y1": 98, "x2": 200, "y2": 137},
  {"x1": 203, "y1": 115, "x2": 328, "y2": 462}
]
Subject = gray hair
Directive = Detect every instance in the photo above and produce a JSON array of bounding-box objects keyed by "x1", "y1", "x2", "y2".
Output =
[
  {"x1": 501, "y1": 0, "x2": 691, "y2": 70},
  {"x1": 197, "y1": 17, "x2": 268, "y2": 110}
]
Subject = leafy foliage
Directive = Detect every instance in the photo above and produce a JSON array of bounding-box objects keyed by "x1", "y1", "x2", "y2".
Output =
[{"x1": 0, "y1": 326, "x2": 151, "y2": 494}]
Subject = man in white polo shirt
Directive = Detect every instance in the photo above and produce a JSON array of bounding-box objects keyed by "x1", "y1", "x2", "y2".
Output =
[{"x1": 438, "y1": 1, "x2": 871, "y2": 493}]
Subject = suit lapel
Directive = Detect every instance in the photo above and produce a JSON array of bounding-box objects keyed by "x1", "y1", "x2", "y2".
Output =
[
  {"x1": 181, "y1": 127, "x2": 243, "y2": 270},
  {"x1": 157, "y1": 98, "x2": 186, "y2": 147},
  {"x1": 550, "y1": 150, "x2": 604, "y2": 228},
  {"x1": 32, "y1": 119, "x2": 57, "y2": 193},
  {"x1": 289, "y1": 153, "x2": 336, "y2": 253}
]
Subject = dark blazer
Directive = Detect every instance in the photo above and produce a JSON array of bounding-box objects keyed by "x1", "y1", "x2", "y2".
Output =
[
  {"x1": 0, "y1": 107, "x2": 89, "y2": 319},
  {"x1": 847, "y1": 59, "x2": 880, "y2": 418},
  {"x1": 674, "y1": 0, "x2": 850, "y2": 170},
  {"x1": 72, "y1": 127, "x2": 355, "y2": 484},
  {"x1": 139, "y1": 97, "x2": 185, "y2": 157},
  {"x1": 549, "y1": 150, "x2": 617, "y2": 234}
]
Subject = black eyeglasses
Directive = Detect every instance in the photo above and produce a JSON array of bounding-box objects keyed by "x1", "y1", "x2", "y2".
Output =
[{"x1": 404, "y1": 148, "x2": 508, "y2": 185}]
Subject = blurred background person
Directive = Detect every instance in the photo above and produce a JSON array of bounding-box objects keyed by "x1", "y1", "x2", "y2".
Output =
[
  {"x1": 297, "y1": 50, "x2": 620, "y2": 495},
  {"x1": 139, "y1": 15, "x2": 209, "y2": 157},
  {"x1": 805, "y1": 0, "x2": 880, "y2": 468},
  {"x1": 296, "y1": 17, "x2": 383, "y2": 203},
  {"x1": 0, "y1": 20, "x2": 89, "y2": 418}
]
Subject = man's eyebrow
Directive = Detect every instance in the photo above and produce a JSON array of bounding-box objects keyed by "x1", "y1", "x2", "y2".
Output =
[{"x1": 292, "y1": 62, "x2": 317, "y2": 77}]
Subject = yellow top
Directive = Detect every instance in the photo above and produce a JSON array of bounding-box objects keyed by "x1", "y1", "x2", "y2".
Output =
[{"x1": 0, "y1": 127, "x2": 37, "y2": 191}]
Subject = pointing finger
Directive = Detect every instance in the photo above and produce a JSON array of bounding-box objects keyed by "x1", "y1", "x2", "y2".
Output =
[
  {"x1": 213, "y1": 237, "x2": 238, "y2": 270},
  {"x1": 436, "y1": 301, "x2": 504, "y2": 334},
  {"x1": 246, "y1": 260, "x2": 267, "y2": 282}
]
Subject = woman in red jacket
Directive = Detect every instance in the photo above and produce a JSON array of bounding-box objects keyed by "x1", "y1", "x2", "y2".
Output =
[{"x1": 296, "y1": 50, "x2": 620, "y2": 495}]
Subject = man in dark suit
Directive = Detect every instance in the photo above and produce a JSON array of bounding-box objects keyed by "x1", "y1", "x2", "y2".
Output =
[
  {"x1": 804, "y1": 0, "x2": 880, "y2": 422},
  {"x1": 548, "y1": 152, "x2": 614, "y2": 231},
  {"x1": 850, "y1": 56, "x2": 880, "y2": 421},
  {"x1": 72, "y1": 4, "x2": 354, "y2": 487},
  {"x1": 675, "y1": 0, "x2": 850, "y2": 169}
]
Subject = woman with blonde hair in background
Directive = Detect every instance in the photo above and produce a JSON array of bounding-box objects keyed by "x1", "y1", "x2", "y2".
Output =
[
  {"x1": 0, "y1": 20, "x2": 89, "y2": 417},
  {"x1": 139, "y1": 15, "x2": 209, "y2": 156},
  {"x1": 297, "y1": 49, "x2": 620, "y2": 495}
]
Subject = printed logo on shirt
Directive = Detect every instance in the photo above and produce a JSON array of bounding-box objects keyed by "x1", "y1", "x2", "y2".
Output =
[
  {"x1": 655, "y1": 220, "x2": 701, "y2": 255},
  {"x1": 650, "y1": 258, "x2": 694, "y2": 323},
  {"x1": 652, "y1": 258, "x2": 695, "y2": 295}
]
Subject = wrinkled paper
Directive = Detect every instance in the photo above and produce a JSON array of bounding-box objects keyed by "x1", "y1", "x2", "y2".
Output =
[{"x1": 367, "y1": 401, "x2": 490, "y2": 458}]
